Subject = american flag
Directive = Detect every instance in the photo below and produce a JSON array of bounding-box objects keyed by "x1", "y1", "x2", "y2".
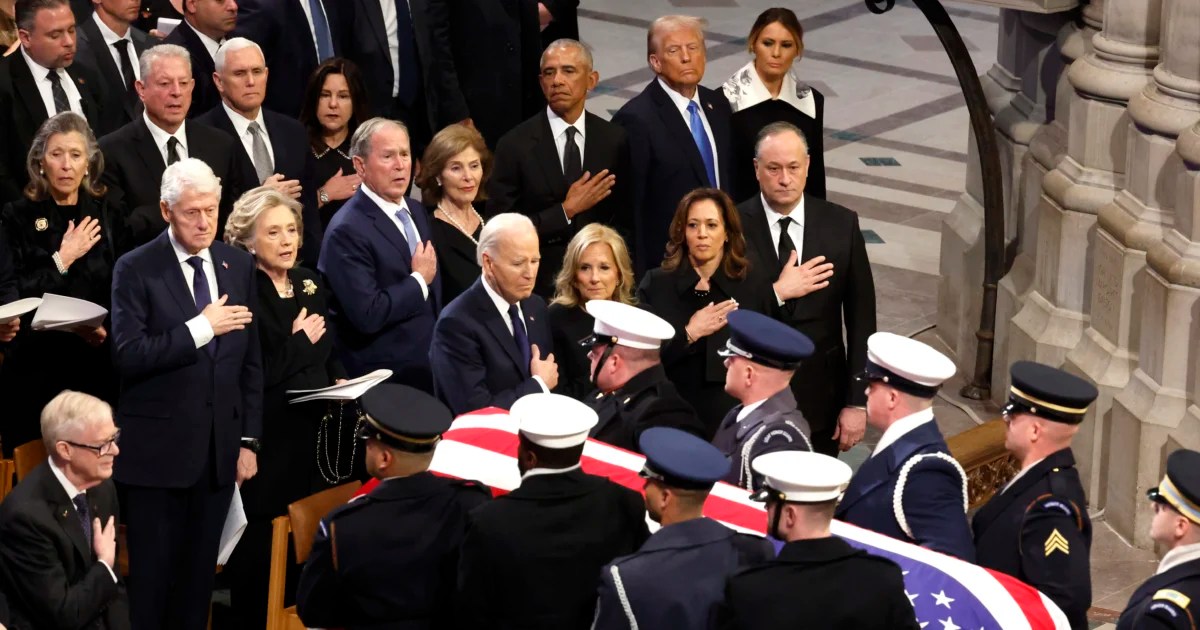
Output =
[{"x1": 357, "y1": 409, "x2": 1071, "y2": 629}]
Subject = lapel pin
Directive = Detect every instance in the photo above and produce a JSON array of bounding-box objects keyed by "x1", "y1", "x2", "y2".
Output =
[
  {"x1": 706, "y1": 102, "x2": 713, "y2": 111},
  {"x1": 528, "y1": 315, "x2": 535, "y2": 322},
  {"x1": 34, "y1": 217, "x2": 48, "y2": 231},
  {"x1": 222, "y1": 261, "x2": 229, "y2": 269}
]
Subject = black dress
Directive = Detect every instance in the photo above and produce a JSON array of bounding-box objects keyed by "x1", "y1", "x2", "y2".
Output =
[
  {"x1": 547, "y1": 302, "x2": 594, "y2": 401},
  {"x1": 306, "y1": 138, "x2": 355, "y2": 230},
  {"x1": 225, "y1": 265, "x2": 351, "y2": 629},
  {"x1": 636, "y1": 263, "x2": 777, "y2": 440},
  {"x1": 0, "y1": 195, "x2": 124, "y2": 454},
  {"x1": 429, "y1": 217, "x2": 481, "y2": 306}
]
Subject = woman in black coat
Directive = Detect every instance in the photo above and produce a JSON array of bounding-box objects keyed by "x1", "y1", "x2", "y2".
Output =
[
  {"x1": 547, "y1": 223, "x2": 638, "y2": 400},
  {"x1": 221, "y1": 187, "x2": 351, "y2": 629},
  {"x1": 0, "y1": 113, "x2": 125, "y2": 454},
  {"x1": 300, "y1": 58, "x2": 369, "y2": 230},
  {"x1": 637, "y1": 188, "x2": 777, "y2": 439}
]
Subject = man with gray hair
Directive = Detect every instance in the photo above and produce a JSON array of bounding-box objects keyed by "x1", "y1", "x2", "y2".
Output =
[
  {"x1": 612, "y1": 14, "x2": 733, "y2": 271},
  {"x1": 430, "y1": 212, "x2": 558, "y2": 414},
  {"x1": 110, "y1": 157, "x2": 262, "y2": 630},
  {"x1": 99, "y1": 43, "x2": 255, "y2": 247},
  {"x1": 318, "y1": 117, "x2": 442, "y2": 391},
  {"x1": 0, "y1": 390, "x2": 129, "y2": 630}
]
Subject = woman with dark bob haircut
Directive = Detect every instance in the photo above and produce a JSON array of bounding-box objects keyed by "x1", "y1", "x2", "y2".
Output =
[
  {"x1": 299, "y1": 57, "x2": 371, "y2": 228},
  {"x1": 636, "y1": 188, "x2": 777, "y2": 438}
]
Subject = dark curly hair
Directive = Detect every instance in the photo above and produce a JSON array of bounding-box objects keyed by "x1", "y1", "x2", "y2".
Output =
[{"x1": 660, "y1": 187, "x2": 750, "y2": 280}]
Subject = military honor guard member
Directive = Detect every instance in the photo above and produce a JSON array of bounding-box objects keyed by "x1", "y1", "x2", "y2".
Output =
[
  {"x1": 296, "y1": 384, "x2": 490, "y2": 629},
  {"x1": 972, "y1": 361, "x2": 1096, "y2": 630},
  {"x1": 457, "y1": 393, "x2": 650, "y2": 629},
  {"x1": 1118, "y1": 449, "x2": 1200, "y2": 630},
  {"x1": 712, "y1": 309, "x2": 814, "y2": 490},
  {"x1": 593, "y1": 427, "x2": 774, "y2": 630},
  {"x1": 716, "y1": 451, "x2": 919, "y2": 629},
  {"x1": 583, "y1": 300, "x2": 706, "y2": 451},
  {"x1": 834, "y1": 332, "x2": 975, "y2": 561}
]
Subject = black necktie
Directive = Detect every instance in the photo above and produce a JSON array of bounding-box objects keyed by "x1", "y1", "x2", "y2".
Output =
[
  {"x1": 72, "y1": 494, "x2": 93, "y2": 548},
  {"x1": 563, "y1": 126, "x2": 582, "y2": 184},
  {"x1": 777, "y1": 216, "x2": 796, "y2": 269},
  {"x1": 113, "y1": 39, "x2": 137, "y2": 99},
  {"x1": 393, "y1": 0, "x2": 420, "y2": 105},
  {"x1": 47, "y1": 70, "x2": 69, "y2": 114},
  {"x1": 187, "y1": 256, "x2": 216, "y2": 356},
  {"x1": 508, "y1": 304, "x2": 531, "y2": 371},
  {"x1": 167, "y1": 136, "x2": 181, "y2": 165}
]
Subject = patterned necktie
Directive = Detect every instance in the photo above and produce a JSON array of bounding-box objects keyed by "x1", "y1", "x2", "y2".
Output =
[
  {"x1": 186, "y1": 256, "x2": 216, "y2": 356},
  {"x1": 395, "y1": 208, "x2": 419, "y2": 257},
  {"x1": 247, "y1": 121, "x2": 274, "y2": 183},
  {"x1": 777, "y1": 216, "x2": 796, "y2": 269},
  {"x1": 167, "y1": 136, "x2": 182, "y2": 165},
  {"x1": 113, "y1": 39, "x2": 137, "y2": 99},
  {"x1": 687, "y1": 100, "x2": 716, "y2": 187},
  {"x1": 47, "y1": 70, "x2": 70, "y2": 114},
  {"x1": 508, "y1": 303, "x2": 531, "y2": 371},
  {"x1": 563, "y1": 126, "x2": 582, "y2": 183},
  {"x1": 72, "y1": 494, "x2": 93, "y2": 548},
  {"x1": 307, "y1": 0, "x2": 334, "y2": 61}
]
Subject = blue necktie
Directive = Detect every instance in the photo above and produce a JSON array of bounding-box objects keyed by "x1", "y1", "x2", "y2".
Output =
[
  {"x1": 687, "y1": 101, "x2": 717, "y2": 187},
  {"x1": 394, "y1": 0, "x2": 420, "y2": 105},
  {"x1": 308, "y1": 0, "x2": 334, "y2": 61},
  {"x1": 395, "y1": 208, "x2": 419, "y2": 257},
  {"x1": 186, "y1": 256, "x2": 217, "y2": 356},
  {"x1": 72, "y1": 494, "x2": 93, "y2": 548},
  {"x1": 508, "y1": 304, "x2": 531, "y2": 371}
]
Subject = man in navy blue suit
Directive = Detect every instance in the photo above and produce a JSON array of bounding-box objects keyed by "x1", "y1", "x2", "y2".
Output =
[
  {"x1": 318, "y1": 117, "x2": 441, "y2": 391},
  {"x1": 429, "y1": 213, "x2": 558, "y2": 415},
  {"x1": 232, "y1": 0, "x2": 345, "y2": 117},
  {"x1": 110, "y1": 158, "x2": 263, "y2": 630},
  {"x1": 197, "y1": 37, "x2": 322, "y2": 264},
  {"x1": 834, "y1": 332, "x2": 975, "y2": 561},
  {"x1": 160, "y1": 0, "x2": 238, "y2": 117},
  {"x1": 611, "y1": 15, "x2": 733, "y2": 271}
]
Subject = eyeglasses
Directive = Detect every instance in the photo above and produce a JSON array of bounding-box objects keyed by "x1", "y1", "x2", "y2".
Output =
[{"x1": 62, "y1": 429, "x2": 121, "y2": 456}]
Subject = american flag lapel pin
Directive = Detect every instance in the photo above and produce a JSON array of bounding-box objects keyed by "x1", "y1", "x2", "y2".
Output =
[
  {"x1": 222, "y1": 261, "x2": 229, "y2": 269},
  {"x1": 706, "y1": 102, "x2": 713, "y2": 111}
]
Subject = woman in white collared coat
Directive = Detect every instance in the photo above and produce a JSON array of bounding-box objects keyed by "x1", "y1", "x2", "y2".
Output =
[{"x1": 723, "y1": 8, "x2": 826, "y2": 202}]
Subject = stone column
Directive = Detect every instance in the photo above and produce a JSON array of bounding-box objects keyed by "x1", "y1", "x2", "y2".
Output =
[
  {"x1": 1004, "y1": 0, "x2": 1160, "y2": 393},
  {"x1": 1105, "y1": 0, "x2": 1200, "y2": 546}
]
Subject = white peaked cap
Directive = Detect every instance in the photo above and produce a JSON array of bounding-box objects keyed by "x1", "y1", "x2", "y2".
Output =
[
  {"x1": 751, "y1": 451, "x2": 853, "y2": 502},
  {"x1": 585, "y1": 300, "x2": 675, "y2": 350},
  {"x1": 866, "y1": 331, "x2": 956, "y2": 387},
  {"x1": 513, "y1": 393, "x2": 599, "y2": 448}
]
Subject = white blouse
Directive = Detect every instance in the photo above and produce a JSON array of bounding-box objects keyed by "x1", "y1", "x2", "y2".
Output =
[{"x1": 722, "y1": 60, "x2": 817, "y2": 119}]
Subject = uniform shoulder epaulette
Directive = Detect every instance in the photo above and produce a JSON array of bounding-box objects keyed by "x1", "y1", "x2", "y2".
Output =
[
  {"x1": 447, "y1": 477, "x2": 491, "y2": 495},
  {"x1": 1153, "y1": 589, "x2": 1192, "y2": 609},
  {"x1": 1146, "y1": 589, "x2": 1196, "y2": 627}
]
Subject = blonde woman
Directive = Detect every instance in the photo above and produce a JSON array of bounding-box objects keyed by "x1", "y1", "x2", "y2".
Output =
[{"x1": 548, "y1": 223, "x2": 636, "y2": 399}]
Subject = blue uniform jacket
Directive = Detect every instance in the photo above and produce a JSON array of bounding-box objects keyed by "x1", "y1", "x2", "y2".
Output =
[
  {"x1": 1117, "y1": 557, "x2": 1200, "y2": 630},
  {"x1": 834, "y1": 419, "x2": 975, "y2": 561},
  {"x1": 593, "y1": 517, "x2": 773, "y2": 630}
]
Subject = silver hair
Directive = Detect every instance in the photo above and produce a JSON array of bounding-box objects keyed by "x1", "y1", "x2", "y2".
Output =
[
  {"x1": 476, "y1": 213, "x2": 535, "y2": 266},
  {"x1": 24, "y1": 112, "x2": 106, "y2": 200},
  {"x1": 41, "y1": 390, "x2": 112, "y2": 458},
  {"x1": 754, "y1": 121, "x2": 810, "y2": 158},
  {"x1": 647, "y1": 15, "x2": 707, "y2": 56},
  {"x1": 540, "y1": 38, "x2": 594, "y2": 71},
  {"x1": 161, "y1": 158, "x2": 222, "y2": 209},
  {"x1": 139, "y1": 44, "x2": 192, "y2": 84},
  {"x1": 349, "y1": 117, "x2": 409, "y2": 160},
  {"x1": 214, "y1": 37, "x2": 265, "y2": 74},
  {"x1": 224, "y1": 186, "x2": 304, "y2": 252}
]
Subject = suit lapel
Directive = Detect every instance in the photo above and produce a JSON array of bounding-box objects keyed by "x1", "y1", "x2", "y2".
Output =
[
  {"x1": 81, "y1": 19, "x2": 124, "y2": 99},
  {"x1": 799, "y1": 197, "x2": 825, "y2": 265},
  {"x1": 155, "y1": 231, "x2": 201, "y2": 318},
  {"x1": 356, "y1": 193, "x2": 413, "y2": 263},
  {"x1": 580, "y1": 112, "x2": 607, "y2": 174},
  {"x1": 532, "y1": 112, "x2": 568, "y2": 199},
  {"x1": 356, "y1": 0, "x2": 389, "y2": 59},
  {"x1": 134, "y1": 119, "x2": 168, "y2": 173},
  {"x1": 649, "y1": 80, "x2": 709, "y2": 186},
  {"x1": 39, "y1": 468, "x2": 93, "y2": 564},
  {"x1": 470, "y1": 281, "x2": 526, "y2": 373},
  {"x1": 741, "y1": 196, "x2": 777, "y2": 268},
  {"x1": 12, "y1": 55, "x2": 50, "y2": 132}
]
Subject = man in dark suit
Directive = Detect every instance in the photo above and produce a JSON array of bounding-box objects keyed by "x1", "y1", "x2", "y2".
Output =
[
  {"x1": 738, "y1": 122, "x2": 875, "y2": 456},
  {"x1": 159, "y1": 0, "x2": 236, "y2": 117},
  {"x1": 0, "y1": 0, "x2": 109, "y2": 204},
  {"x1": 536, "y1": 0, "x2": 576, "y2": 48},
  {"x1": 109, "y1": 158, "x2": 262, "y2": 630},
  {"x1": 0, "y1": 391, "x2": 130, "y2": 630},
  {"x1": 75, "y1": 0, "x2": 149, "y2": 130},
  {"x1": 318, "y1": 117, "x2": 442, "y2": 390},
  {"x1": 131, "y1": 0, "x2": 181, "y2": 33},
  {"x1": 582, "y1": 299, "x2": 704, "y2": 452},
  {"x1": 429, "y1": 213, "x2": 558, "y2": 415},
  {"x1": 834, "y1": 333, "x2": 974, "y2": 561},
  {"x1": 99, "y1": 44, "x2": 254, "y2": 247},
  {"x1": 611, "y1": 15, "x2": 733, "y2": 271},
  {"x1": 427, "y1": 0, "x2": 542, "y2": 148},
  {"x1": 297, "y1": 384, "x2": 490, "y2": 629},
  {"x1": 457, "y1": 393, "x2": 649, "y2": 628},
  {"x1": 196, "y1": 37, "x2": 321, "y2": 263},
  {"x1": 232, "y1": 0, "x2": 344, "y2": 117},
  {"x1": 486, "y1": 39, "x2": 630, "y2": 297},
  {"x1": 973, "y1": 361, "x2": 1095, "y2": 630}
]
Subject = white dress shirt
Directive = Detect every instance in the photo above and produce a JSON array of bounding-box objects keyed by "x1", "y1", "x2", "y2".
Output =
[
  {"x1": 481, "y1": 276, "x2": 549, "y2": 393},
  {"x1": 92, "y1": 12, "x2": 141, "y2": 85},
  {"x1": 295, "y1": 0, "x2": 330, "y2": 63},
  {"x1": 999, "y1": 456, "x2": 1047, "y2": 494},
  {"x1": 378, "y1": 0, "x2": 402, "y2": 98},
  {"x1": 48, "y1": 458, "x2": 118, "y2": 582},
  {"x1": 871, "y1": 407, "x2": 935, "y2": 458},
  {"x1": 521, "y1": 462, "x2": 582, "y2": 481},
  {"x1": 359, "y1": 184, "x2": 429, "y2": 299},
  {"x1": 144, "y1": 112, "x2": 189, "y2": 164},
  {"x1": 657, "y1": 76, "x2": 720, "y2": 188},
  {"x1": 1158, "y1": 541, "x2": 1200, "y2": 575},
  {"x1": 762, "y1": 193, "x2": 805, "y2": 263},
  {"x1": 19, "y1": 47, "x2": 84, "y2": 118},
  {"x1": 186, "y1": 21, "x2": 222, "y2": 60},
  {"x1": 168, "y1": 226, "x2": 218, "y2": 349},
  {"x1": 736, "y1": 398, "x2": 768, "y2": 423},
  {"x1": 546, "y1": 106, "x2": 586, "y2": 171},
  {"x1": 221, "y1": 103, "x2": 275, "y2": 174}
]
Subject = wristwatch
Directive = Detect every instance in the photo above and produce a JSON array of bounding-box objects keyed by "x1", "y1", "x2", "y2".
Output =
[
  {"x1": 240, "y1": 438, "x2": 262, "y2": 454},
  {"x1": 318, "y1": 187, "x2": 329, "y2": 205}
]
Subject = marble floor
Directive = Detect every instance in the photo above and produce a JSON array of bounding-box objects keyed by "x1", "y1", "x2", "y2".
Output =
[{"x1": 578, "y1": 0, "x2": 1155, "y2": 624}]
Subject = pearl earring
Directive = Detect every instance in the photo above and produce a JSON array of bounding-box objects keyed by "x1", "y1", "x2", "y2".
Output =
[
  {"x1": 436, "y1": 178, "x2": 442, "y2": 186},
  {"x1": 249, "y1": 248, "x2": 256, "y2": 255}
]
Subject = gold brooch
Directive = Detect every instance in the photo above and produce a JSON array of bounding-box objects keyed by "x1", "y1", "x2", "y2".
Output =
[
  {"x1": 34, "y1": 218, "x2": 48, "y2": 231},
  {"x1": 302, "y1": 279, "x2": 318, "y2": 295}
]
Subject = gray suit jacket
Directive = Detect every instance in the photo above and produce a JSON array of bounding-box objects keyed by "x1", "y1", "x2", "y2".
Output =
[{"x1": 711, "y1": 387, "x2": 811, "y2": 489}]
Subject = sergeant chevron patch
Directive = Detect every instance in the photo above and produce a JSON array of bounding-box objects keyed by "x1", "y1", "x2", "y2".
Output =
[{"x1": 1044, "y1": 529, "x2": 1070, "y2": 556}]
